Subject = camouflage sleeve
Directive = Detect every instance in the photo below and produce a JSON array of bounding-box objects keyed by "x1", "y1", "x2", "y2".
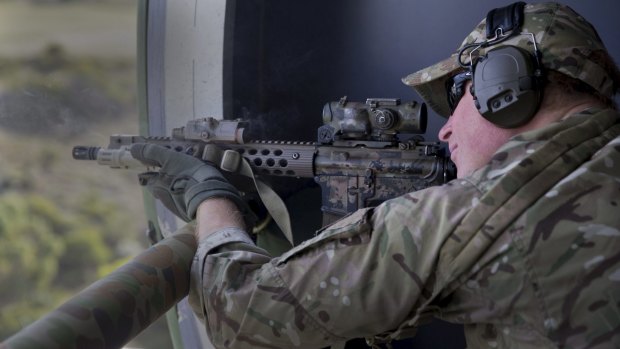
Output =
[
  {"x1": 189, "y1": 181, "x2": 479, "y2": 349},
  {"x1": 1, "y1": 224, "x2": 198, "y2": 349}
]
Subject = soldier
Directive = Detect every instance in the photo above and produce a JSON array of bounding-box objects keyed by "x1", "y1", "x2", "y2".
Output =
[{"x1": 130, "y1": 2, "x2": 620, "y2": 348}]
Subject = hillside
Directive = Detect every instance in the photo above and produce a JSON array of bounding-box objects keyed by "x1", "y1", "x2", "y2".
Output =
[{"x1": 0, "y1": 1, "x2": 172, "y2": 348}]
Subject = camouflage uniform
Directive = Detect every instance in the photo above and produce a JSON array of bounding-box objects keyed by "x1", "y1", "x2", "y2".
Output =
[
  {"x1": 189, "y1": 3, "x2": 620, "y2": 348},
  {"x1": 189, "y1": 107, "x2": 620, "y2": 348}
]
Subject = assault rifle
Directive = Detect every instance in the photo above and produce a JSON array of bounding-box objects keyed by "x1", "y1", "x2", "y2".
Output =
[
  {"x1": 1, "y1": 97, "x2": 455, "y2": 349},
  {"x1": 73, "y1": 97, "x2": 455, "y2": 238}
]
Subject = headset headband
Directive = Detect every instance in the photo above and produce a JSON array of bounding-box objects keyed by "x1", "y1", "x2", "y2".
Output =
[{"x1": 486, "y1": 1, "x2": 525, "y2": 40}]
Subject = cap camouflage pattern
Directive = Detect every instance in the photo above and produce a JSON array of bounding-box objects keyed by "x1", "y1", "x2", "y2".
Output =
[{"x1": 403, "y1": 2, "x2": 616, "y2": 118}]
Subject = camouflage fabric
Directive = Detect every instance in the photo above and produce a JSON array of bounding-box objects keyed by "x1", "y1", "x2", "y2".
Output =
[
  {"x1": 0, "y1": 224, "x2": 197, "y2": 349},
  {"x1": 402, "y1": 2, "x2": 616, "y2": 118},
  {"x1": 189, "y1": 108, "x2": 620, "y2": 348}
]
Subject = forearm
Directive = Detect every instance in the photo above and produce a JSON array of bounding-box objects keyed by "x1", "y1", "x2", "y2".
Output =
[
  {"x1": 188, "y1": 200, "x2": 438, "y2": 348},
  {"x1": 195, "y1": 197, "x2": 246, "y2": 242}
]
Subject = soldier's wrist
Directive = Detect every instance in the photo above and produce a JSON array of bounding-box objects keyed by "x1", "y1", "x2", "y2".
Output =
[{"x1": 195, "y1": 198, "x2": 246, "y2": 242}]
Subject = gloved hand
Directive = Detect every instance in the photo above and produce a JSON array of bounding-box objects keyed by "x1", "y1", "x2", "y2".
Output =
[{"x1": 129, "y1": 143, "x2": 246, "y2": 222}]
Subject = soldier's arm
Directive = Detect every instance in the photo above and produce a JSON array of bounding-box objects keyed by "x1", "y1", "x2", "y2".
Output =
[{"x1": 188, "y1": 182, "x2": 476, "y2": 349}]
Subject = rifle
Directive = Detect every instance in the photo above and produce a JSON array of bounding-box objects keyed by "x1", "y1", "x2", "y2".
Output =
[
  {"x1": 73, "y1": 97, "x2": 455, "y2": 237},
  {"x1": 1, "y1": 97, "x2": 455, "y2": 349}
]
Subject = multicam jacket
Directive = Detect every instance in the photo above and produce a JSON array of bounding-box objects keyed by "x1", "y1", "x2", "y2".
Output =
[{"x1": 189, "y1": 108, "x2": 620, "y2": 349}]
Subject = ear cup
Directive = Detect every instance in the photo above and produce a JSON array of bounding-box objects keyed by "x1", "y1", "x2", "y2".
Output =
[{"x1": 470, "y1": 46, "x2": 543, "y2": 128}]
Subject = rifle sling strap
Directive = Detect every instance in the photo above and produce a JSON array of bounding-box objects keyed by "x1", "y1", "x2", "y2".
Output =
[{"x1": 203, "y1": 145, "x2": 294, "y2": 246}]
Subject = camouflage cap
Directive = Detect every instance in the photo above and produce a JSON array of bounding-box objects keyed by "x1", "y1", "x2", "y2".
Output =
[{"x1": 402, "y1": 2, "x2": 615, "y2": 118}]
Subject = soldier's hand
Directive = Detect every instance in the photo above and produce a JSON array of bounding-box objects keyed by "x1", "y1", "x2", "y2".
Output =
[{"x1": 129, "y1": 143, "x2": 246, "y2": 222}]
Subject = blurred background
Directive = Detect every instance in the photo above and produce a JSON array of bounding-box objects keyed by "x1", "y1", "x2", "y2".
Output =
[
  {"x1": 0, "y1": 0, "x2": 167, "y2": 347},
  {"x1": 0, "y1": 1, "x2": 618, "y2": 349}
]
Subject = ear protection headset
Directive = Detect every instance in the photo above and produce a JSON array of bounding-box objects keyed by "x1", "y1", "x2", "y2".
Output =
[{"x1": 458, "y1": 1, "x2": 544, "y2": 128}]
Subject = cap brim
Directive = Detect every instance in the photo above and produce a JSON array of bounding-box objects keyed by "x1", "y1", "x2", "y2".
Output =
[{"x1": 402, "y1": 52, "x2": 462, "y2": 118}]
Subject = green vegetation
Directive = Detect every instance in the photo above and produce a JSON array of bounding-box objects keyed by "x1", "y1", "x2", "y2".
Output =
[
  {"x1": 0, "y1": 192, "x2": 114, "y2": 336},
  {"x1": 0, "y1": 45, "x2": 155, "y2": 342},
  {"x1": 0, "y1": 2, "x2": 174, "y2": 346}
]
